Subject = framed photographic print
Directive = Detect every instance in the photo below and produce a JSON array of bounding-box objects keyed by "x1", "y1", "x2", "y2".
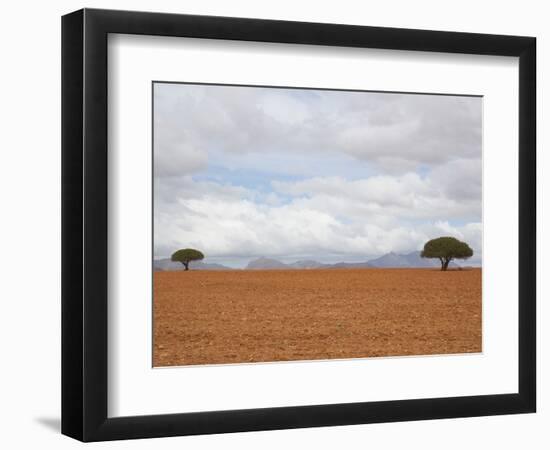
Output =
[{"x1": 61, "y1": 8, "x2": 536, "y2": 442}]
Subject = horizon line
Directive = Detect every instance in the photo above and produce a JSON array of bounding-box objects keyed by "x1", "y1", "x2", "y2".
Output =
[{"x1": 153, "y1": 252, "x2": 482, "y2": 270}]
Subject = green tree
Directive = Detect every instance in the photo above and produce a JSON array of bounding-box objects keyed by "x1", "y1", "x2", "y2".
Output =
[
  {"x1": 421, "y1": 237, "x2": 473, "y2": 271},
  {"x1": 171, "y1": 248, "x2": 204, "y2": 271}
]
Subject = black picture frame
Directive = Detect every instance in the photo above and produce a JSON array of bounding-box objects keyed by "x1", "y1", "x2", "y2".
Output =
[{"x1": 61, "y1": 8, "x2": 536, "y2": 442}]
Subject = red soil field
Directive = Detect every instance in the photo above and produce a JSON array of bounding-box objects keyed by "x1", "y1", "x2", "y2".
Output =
[{"x1": 153, "y1": 268, "x2": 481, "y2": 367}]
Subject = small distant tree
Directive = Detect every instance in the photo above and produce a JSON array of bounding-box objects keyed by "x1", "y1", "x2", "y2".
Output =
[
  {"x1": 421, "y1": 237, "x2": 473, "y2": 271},
  {"x1": 171, "y1": 248, "x2": 204, "y2": 271}
]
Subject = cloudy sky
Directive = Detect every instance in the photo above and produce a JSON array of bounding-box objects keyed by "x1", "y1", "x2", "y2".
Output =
[{"x1": 153, "y1": 83, "x2": 482, "y2": 268}]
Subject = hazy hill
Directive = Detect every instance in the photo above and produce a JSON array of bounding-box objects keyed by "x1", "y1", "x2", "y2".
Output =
[
  {"x1": 155, "y1": 251, "x2": 462, "y2": 271},
  {"x1": 368, "y1": 251, "x2": 457, "y2": 268},
  {"x1": 288, "y1": 260, "x2": 328, "y2": 269},
  {"x1": 245, "y1": 257, "x2": 289, "y2": 270},
  {"x1": 246, "y1": 252, "x2": 457, "y2": 270},
  {"x1": 153, "y1": 258, "x2": 232, "y2": 271},
  {"x1": 246, "y1": 257, "x2": 372, "y2": 270}
]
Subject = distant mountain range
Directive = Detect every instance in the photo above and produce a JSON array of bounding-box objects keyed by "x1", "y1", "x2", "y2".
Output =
[
  {"x1": 245, "y1": 257, "x2": 373, "y2": 270},
  {"x1": 154, "y1": 251, "x2": 458, "y2": 271},
  {"x1": 245, "y1": 251, "x2": 455, "y2": 270},
  {"x1": 367, "y1": 251, "x2": 456, "y2": 268},
  {"x1": 153, "y1": 259, "x2": 232, "y2": 271},
  {"x1": 245, "y1": 257, "x2": 290, "y2": 270}
]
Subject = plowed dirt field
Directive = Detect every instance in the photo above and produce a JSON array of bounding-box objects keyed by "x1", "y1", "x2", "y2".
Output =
[{"x1": 153, "y1": 268, "x2": 481, "y2": 366}]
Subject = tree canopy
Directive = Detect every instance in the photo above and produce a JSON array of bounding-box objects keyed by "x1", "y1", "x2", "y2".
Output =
[
  {"x1": 421, "y1": 236, "x2": 473, "y2": 271},
  {"x1": 171, "y1": 248, "x2": 204, "y2": 271}
]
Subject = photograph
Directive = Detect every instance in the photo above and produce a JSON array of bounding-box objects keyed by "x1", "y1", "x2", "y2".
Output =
[{"x1": 152, "y1": 82, "x2": 483, "y2": 367}]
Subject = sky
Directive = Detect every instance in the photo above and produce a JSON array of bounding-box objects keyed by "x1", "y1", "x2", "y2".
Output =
[{"x1": 153, "y1": 83, "x2": 482, "y2": 268}]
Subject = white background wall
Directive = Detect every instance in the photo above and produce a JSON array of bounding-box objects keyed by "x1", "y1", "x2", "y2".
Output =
[{"x1": 0, "y1": 0, "x2": 546, "y2": 448}]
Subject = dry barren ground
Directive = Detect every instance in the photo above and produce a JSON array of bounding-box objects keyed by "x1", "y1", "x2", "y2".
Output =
[{"x1": 153, "y1": 268, "x2": 481, "y2": 367}]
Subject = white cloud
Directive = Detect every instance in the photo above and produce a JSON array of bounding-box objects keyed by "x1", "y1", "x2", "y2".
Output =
[
  {"x1": 154, "y1": 176, "x2": 482, "y2": 262},
  {"x1": 153, "y1": 83, "x2": 482, "y2": 264},
  {"x1": 154, "y1": 84, "x2": 482, "y2": 176},
  {"x1": 272, "y1": 165, "x2": 480, "y2": 222}
]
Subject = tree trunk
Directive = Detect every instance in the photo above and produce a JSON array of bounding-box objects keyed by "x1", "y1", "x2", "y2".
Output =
[
  {"x1": 441, "y1": 258, "x2": 451, "y2": 271},
  {"x1": 183, "y1": 261, "x2": 189, "y2": 271}
]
